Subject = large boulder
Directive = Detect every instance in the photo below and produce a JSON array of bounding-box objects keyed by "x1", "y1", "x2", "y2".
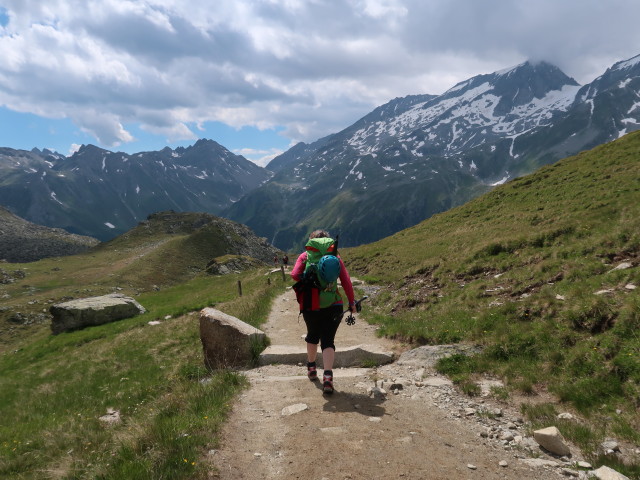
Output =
[
  {"x1": 50, "y1": 294, "x2": 146, "y2": 334},
  {"x1": 200, "y1": 308, "x2": 266, "y2": 369}
]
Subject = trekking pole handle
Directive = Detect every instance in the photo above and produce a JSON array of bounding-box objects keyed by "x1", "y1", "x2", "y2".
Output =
[{"x1": 354, "y1": 295, "x2": 368, "y2": 313}]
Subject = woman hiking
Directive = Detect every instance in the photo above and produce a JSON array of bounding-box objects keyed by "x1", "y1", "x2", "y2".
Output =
[{"x1": 291, "y1": 230, "x2": 356, "y2": 394}]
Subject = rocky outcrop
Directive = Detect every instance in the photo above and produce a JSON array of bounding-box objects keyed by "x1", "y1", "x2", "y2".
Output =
[
  {"x1": 205, "y1": 255, "x2": 265, "y2": 275},
  {"x1": 50, "y1": 294, "x2": 146, "y2": 334},
  {"x1": 199, "y1": 308, "x2": 266, "y2": 369},
  {"x1": 116, "y1": 211, "x2": 282, "y2": 265},
  {"x1": 0, "y1": 206, "x2": 99, "y2": 262}
]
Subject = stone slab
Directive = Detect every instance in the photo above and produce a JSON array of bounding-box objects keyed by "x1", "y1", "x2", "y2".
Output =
[
  {"x1": 50, "y1": 293, "x2": 146, "y2": 334},
  {"x1": 259, "y1": 344, "x2": 394, "y2": 368}
]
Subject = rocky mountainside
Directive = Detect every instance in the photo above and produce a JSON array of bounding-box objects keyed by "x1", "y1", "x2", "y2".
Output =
[
  {"x1": 104, "y1": 210, "x2": 282, "y2": 266},
  {"x1": 226, "y1": 55, "x2": 640, "y2": 250},
  {"x1": 0, "y1": 206, "x2": 99, "y2": 263},
  {"x1": 0, "y1": 139, "x2": 271, "y2": 241}
]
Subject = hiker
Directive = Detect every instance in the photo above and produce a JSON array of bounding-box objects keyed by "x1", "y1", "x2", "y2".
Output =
[
  {"x1": 282, "y1": 254, "x2": 289, "y2": 266},
  {"x1": 273, "y1": 254, "x2": 279, "y2": 266},
  {"x1": 291, "y1": 230, "x2": 356, "y2": 394}
]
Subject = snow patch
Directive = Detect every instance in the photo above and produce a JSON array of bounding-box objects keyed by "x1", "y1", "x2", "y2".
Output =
[
  {"x1": 491, "y1": 176, "x2": 509, "y2": 186},
  {"x1": 614, "y1": 55, "x2": 640, "y2": 71},
  {"x1": 619, "y1": 78, "x2": 632, "y2": 89},
  {"x1": 627, "y1": 102, "x2": 640, "y2": 114},
  {"x1": 104, "y1": 222, "x2": 116, "y2": 229},
  {"x1": 136, "y1": 185, "x2": 140, "y2": 194},
  {"x1": 50, "y1": 191, "x2": 64, "y2": 205}
]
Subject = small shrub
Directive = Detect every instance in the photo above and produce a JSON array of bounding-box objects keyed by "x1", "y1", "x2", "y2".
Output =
[
  {"x1": 436, "y1": 353, "x2": 477, "y2": 376},
  {"x1": 457, "y1": 378, "x2": 481, "y2": 397},
  {"x1": 249, "y1": 335, "x2": 271, "y2": 367},
  {"x1": 490, "y1": 386, "x2": 509, "y2": 401},
  {"x1": 564, "y1": 297, "x2": 617, "y2": 333}
]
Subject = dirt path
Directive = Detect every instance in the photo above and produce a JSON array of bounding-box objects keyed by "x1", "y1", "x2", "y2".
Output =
[{"x1": 209, "y1": 287, "x2": 566, "y2": 480}]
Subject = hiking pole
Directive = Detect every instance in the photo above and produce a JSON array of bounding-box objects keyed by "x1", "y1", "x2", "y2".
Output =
[{"x1": 345, "y1": 296, "x2": 368, "y2": 326}]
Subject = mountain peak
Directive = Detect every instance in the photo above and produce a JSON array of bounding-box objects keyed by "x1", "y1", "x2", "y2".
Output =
[
  {"x1": 495, "y1": 60, "x2": 564, "y2": 77},
  {"x1": 75, "y1": 144, "x2": 111, "y2": 156},
  {"x1": 610, "y1": 53, "x2": 640, "y2": 72}
]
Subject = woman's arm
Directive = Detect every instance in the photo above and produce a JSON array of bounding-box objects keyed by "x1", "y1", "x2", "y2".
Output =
[
  {"x1": 338, "y1": 257, "x2": 355, "y2": 307},
  {"x1": 290, "y1": 252, "x2": 307, "y2": 282}
]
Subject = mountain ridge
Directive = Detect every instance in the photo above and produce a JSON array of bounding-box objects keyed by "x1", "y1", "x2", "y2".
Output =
[
  {"x1": 2, "y1": 55, "x2": 639, "y2": 248},
  {"x1": 227, "y1": 54, "x2": 640, "y2": 250},
  {"x1": 0, "y1": 139, "x2": 271, "y2": 241}
]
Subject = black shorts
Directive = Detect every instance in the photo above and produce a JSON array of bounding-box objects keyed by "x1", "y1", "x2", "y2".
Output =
[{"x1": 302, "y1": 305, "x2": 344, "y2": 351}]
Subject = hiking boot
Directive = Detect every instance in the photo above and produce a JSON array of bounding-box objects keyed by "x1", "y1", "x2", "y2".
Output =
[
  {"x1": 307, "y1": 362, "x2": 318, "y2": 381},
  {"x1": 322, "y1": 371, "x2": 334, "y2": 394}
]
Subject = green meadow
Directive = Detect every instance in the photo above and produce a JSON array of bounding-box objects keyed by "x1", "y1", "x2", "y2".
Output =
[{"x1": 0, "y1": 225, "x2": 288, "y2": 479}]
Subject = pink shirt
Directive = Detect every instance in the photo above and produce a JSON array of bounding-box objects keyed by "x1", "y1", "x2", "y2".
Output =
[{"x1": 290, "y1": 252, "x2": 355, "y2": 306}]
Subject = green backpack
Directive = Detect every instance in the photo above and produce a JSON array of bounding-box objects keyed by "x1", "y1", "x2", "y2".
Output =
[{"x1": 293, "y1": 237, "x2": 342, "y2": 311}]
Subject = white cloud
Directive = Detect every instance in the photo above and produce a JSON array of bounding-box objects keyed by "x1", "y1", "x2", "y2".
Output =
[
  {"x1": 68, "y1": 143, "x2": 81, "y2": 156},
  {"x1": 234, "y1": 147, "x2": 284, "y2": 167},
  {"x1": 0, "y1": 0, "x2": 639, "y2": 151}
]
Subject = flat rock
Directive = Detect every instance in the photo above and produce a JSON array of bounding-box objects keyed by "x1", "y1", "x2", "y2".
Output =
[
  {"x1": 423, "y1": 376, "x2": 453, "y2": 387},
  {"x1": 589, "y1": 465, "x2": 630, "y2": 480},
  {"x1": 519, "y1": 458, "x2": 559, "y2": 468},
  {"x1": 609, "y1": 262, "x2": 633, "y2": 272},
  {"x1": 281, "y1": 403, "x2": 309, "y2": 416},
  {"x1": 397, "y1": 344, "x2": 482, "y2": 367},
  {"x1": 50, "y1": 293, "x2": 146, "y2": 334},
  {"x1": 259, "y1": 344, "x2": 393, "y2": 368}
]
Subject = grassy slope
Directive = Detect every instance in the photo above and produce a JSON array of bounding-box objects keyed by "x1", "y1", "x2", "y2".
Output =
[
  {"x1": 0, "y1": 221, "x2": 288, "y2": 479},
  {"x1": 345, "y1": 131, "x2": 640, "y2": 471}
]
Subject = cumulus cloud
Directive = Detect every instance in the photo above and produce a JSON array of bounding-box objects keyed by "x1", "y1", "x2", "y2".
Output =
[
  {"x1": 234, "y1": 147, "x2": 284, "y2": 168},
  {"x1": 0, "y1": 0, "x2": 639, "y2": 150}
]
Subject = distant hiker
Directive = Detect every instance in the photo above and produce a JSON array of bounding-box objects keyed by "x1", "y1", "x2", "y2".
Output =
[
  {"x1": 291, "y1": 230, "x2": 355, "y2": 394},
  {"x1": 282, "y1": 254, "x2": 289, "y2": 266},
  {"x1": 273, "y1": 254, "x2": 279, "y2": 266}
]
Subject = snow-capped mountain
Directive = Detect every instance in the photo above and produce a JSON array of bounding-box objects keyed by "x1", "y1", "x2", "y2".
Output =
[
  {"x1": 226, "y1": 55, "x2": 640, "y2": 250},
  {"x1": 0, "y1": 139, "x2": 271, "y2": 240}
]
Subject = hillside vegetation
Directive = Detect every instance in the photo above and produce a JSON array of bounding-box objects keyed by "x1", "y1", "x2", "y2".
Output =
[
  {"x1": 346, "y1": 131, "x2": 640, "y2": 469},
  {"x1": 0, "y1": 213, "x2": 287, "y2": 479}
]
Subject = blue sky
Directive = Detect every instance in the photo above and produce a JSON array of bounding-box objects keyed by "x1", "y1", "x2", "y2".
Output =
[
  {"x1": 1, "y1": 1, "x2": 640, "y2": 166},
  {"x1": 0, "y1": 106, "x2": 290, "y2": 163}
]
